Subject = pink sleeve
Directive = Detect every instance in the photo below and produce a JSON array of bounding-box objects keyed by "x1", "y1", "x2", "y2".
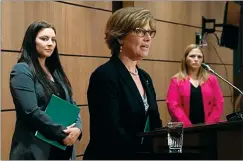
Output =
[
  {"x1": 166, "y1": 78, "x2": 192, "y2": 127},
  {"x1": 206, "y1": 75, "x2": 224, "y2": 123}
]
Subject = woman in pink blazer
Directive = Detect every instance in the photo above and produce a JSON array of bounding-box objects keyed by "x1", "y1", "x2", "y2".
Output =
[{"x1": 166, "y1": 44, "x2": 224, "y2": 127}]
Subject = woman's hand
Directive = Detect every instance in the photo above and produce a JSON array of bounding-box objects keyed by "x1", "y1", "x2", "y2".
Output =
[{"x1": 62, "y1": 123, "x2": 81, "y2": 146}]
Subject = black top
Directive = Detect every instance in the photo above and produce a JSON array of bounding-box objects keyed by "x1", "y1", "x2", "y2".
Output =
[
  {"x1": 48, "y1": 81, "x2": 73, "y2": 160},
  {"x1": 189, "y1": 84, "x2": 205, "y2": 124},
  {"x1": 51, "y1": 80, "x2": 66, "y2": 100}
]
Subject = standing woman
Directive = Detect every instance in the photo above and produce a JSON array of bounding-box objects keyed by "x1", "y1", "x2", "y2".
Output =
[
  {"x1": 166, "y1": 44, "x2": 224, "y2": 127},
  {"x1": 83, "y1": 7, "x2": 162, "y2": 160},
  {"x1": 9, "y1": 21, "x2": 82, "y2": 160}
]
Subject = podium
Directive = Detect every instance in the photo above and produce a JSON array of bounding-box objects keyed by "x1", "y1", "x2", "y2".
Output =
[{"x1": 136, "y1": 120, "x2": 243, "y2": 160}]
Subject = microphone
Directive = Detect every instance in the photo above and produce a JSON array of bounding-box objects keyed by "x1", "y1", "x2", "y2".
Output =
[
  {"x1": 201, "y1": 63, "x2": 213, "y2": 72},
  {"x1": 201, "y1": 63, "x2": 243, "y2": 96}
]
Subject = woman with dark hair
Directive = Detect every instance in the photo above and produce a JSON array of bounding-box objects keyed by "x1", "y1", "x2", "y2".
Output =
[
  {"x1": 9, "y1": 21, "x2": 82, "y2": 160},
  {"x1": 166, "y1": 44, "x2": 224, "y2": 127},
  {"x1": 83, "y1": 7, "x2": 162, "y2": 160}
]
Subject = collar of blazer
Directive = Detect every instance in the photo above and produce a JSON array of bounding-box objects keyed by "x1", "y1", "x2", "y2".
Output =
[
  {"x1": 52, "y1": 71, "x2": 71, "y2": 102},
  {"x1": 110, "y1": 55, "x2": 154, "y2": 112}
]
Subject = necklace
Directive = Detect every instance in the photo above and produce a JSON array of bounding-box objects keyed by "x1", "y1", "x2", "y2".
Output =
[
  {"x1": 129, "y1": 68, "x2": 138, "y2": 75},
  {"x1": 190, "y1": 78, "x2": 200, "y2": 87}
]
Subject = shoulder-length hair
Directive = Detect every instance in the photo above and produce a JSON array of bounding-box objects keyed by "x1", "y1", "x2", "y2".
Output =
[
  {"x1": 174, "y1": 44, "x2": 209, "y2": 83},
  {"x1": 105, "y1": 7, "x2": 156, "y2": 55}
]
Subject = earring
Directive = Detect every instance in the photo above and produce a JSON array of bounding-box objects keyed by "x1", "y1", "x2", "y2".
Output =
[{"x1": 120, "y1": 45, "x2": 123, "y2": 53}]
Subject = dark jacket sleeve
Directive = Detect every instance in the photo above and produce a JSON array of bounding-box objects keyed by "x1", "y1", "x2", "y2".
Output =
[
  {"x1": 10, "y1": 63, "x2": 67, "y2": 141},
  {"x1": 70, "y1": 97, "x2": 82, "y2": 140},
  {"x1": 87, "y1": 70, "x2": 132, "y2": 146}
]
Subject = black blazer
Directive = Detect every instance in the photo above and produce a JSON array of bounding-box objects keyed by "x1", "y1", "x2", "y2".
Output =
[
  {"x1": 83, "y1": 55, "x2": 162, "y2": 160},
  {"x1": 9, "y1": 62, "x2": 82, "y2": 160}
]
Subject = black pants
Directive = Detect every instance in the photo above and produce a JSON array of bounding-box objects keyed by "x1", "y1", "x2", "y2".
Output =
[{"x1": 48, "y1": 146, "x2": 73, "y2": 160}]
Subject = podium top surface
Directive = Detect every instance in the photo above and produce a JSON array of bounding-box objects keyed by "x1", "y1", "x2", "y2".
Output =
[{"x1": 137, "y1": 120, "x2": 243, "y2": 137}]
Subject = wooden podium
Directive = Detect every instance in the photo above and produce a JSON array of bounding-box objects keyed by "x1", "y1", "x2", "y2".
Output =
[{"x1": 136, "y1": 120, "x2": 243, "y2": 160}]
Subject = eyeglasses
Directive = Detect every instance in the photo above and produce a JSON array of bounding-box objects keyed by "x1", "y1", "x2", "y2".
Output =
[{"x1": 133, "y1": 28, "x2": 156, "y2": 38}]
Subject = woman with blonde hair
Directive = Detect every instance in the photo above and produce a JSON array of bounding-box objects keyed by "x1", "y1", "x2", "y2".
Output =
[{"x1": 166, "y1": 44, "x2": 224, "y2": 127}]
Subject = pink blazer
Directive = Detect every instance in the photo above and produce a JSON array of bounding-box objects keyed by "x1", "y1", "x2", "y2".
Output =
[{"x1": 166, "y1": 74, "x2": 224, "y2": 127}]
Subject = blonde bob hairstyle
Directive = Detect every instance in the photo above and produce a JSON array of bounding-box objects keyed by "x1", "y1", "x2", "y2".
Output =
[
  {"x1": 174, "y1": 44, "x2": 209, "y2": 83},
  {"x1": 105, "y1": 7, "x2": 156, "y2": 55}
]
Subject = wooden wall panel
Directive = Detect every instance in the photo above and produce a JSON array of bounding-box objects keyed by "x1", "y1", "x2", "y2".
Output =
[
  {"x1": 157, "y1": 101, "x2": 170, "y2": 127},
  {"x1": 148, "y1": 22, "x2": 232, "y2": 64},
  {"x1": 138, "y1": 61, "x2": 180, "y2": 100},
  {"x1": 148, "y1": 22, "x2": 200, "y2": 61},
  {"x1": 1, "y1": 53, "x2": 19, "y2": 110},
  {"x1": 2, "y1": 1, "x2": 111, "y2": 56},
  {"x1": 210, "y1": 64, "x2": 233, "y2": 96},
  {"x1": 60, "y1": 56, "x2": 108, "y2": 105},
  {"x1": 63, "y1": 1, "x2": 112, "y2": 11},
  {"x1": 134, "y1": 1, "x2": 226, "y2": 27},
  {"x1": 1, "y1": 1, "x2": 25, "y2": 51},
  {"x1": 202, "y1": 32, "x2": 233, "y2": 64},
  {"x1": 226, "y1": 2, "x2": 241, "y2": 26},
  {"x1": 1, "y1": 111, "x2": 16, "y2": 160}
]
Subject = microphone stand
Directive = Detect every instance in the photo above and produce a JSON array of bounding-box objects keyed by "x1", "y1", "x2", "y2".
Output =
[
  {"x1": 209, "y1": 69, "x2": 243, "y2": 96},
  {"x1": 208, "y1": 69, "x2": 243, "y2": 121}
]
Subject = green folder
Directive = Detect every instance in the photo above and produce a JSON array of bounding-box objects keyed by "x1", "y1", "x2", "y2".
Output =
[{"x1": 35, "y1": 94, "x2": 80, "y2": 150}]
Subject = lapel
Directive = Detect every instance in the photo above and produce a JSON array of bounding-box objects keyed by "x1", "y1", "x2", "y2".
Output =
[
  {"x1": 110, "y1": 56, "x2": 145, "y2": 110},
  {"x1": 183, "y1": 77, "x2": 191, "y2": 97},
  {"x1": 138, "y1": 70, "x2": 154, "y2": 112},
  {"x1": 53, "y1": 70, "x2": 70, "y2": 102},
  {"x1": 180, "y1": 77, "x2": 191, "y2": 117},
  {"x1": 199, "y1": 78, "x2": 209, "y2": 119}
]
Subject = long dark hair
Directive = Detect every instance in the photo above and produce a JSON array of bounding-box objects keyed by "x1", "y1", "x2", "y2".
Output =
[{"x1": 18, "y1": 20, "x2": 72, "y2": 99}]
